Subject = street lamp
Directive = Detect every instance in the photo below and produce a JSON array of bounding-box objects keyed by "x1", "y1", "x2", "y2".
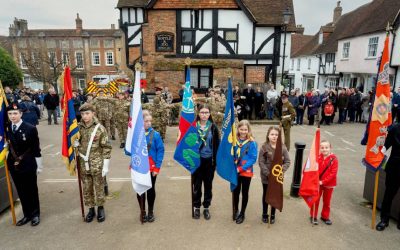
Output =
[{"x1": 281, "y1": 8, "x2": 292, "y2": 93}]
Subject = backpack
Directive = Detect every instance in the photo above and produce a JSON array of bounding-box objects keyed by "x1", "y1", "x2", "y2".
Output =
[{"x1": 324, "y1": 103, "x2": 334, "y2": 116}]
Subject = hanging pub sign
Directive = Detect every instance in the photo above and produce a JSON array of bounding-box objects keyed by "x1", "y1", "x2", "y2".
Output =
[{"x1": 155, "y1": 32, "x2": 174, "y2": 52}]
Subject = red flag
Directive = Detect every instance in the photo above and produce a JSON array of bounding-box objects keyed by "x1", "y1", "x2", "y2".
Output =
[
  {"x1": 299, "y1": 128, "x2": 320, "y2": 208},
  {"x1": 362, "y1": 34, "x2": 392, "y2": 171},
  {"x1": 265, "y1": 128, "x2": 284, "y2": 212}
]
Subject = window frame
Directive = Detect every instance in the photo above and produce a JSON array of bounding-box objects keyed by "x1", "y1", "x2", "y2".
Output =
[
  {"x1": 185, "y1": 66, "x2": 213, "y2": 93},
  {"x1": 75, "y1": 51, "x2": 84, "y2": 69},
  {"x1": 181, "y1": 29, "x2": 195, "y2": 46},
  {"x1": 307, "y1": 58, "x2": 311, "y2": 70},
  {"x1": 296, "y1": 58, "x2": 301, "y2": 71},
  {"x1": 342, "y1": 42, "x2": 350, "y2": 59},
  {"x1": 48, "y1": 51, "x2": 57, "y2": 68},
  {"x1": 105, "y1": 51, "x2": 114, "y2": 66},
  {"x1": 367, "y1": 36, "x2": 379, "y2": 58},
  {"x1": 91, "y1": 51, "x2": 100, "y2": 66},
  {"x1": 20, "y1": 52, "x2": 27, "y2": 69},
  {"x1": 62, "y1": 51, "x2": 70, "y2": 66},
  {"x1": 223, "y1": 30, "x2": 238, "y2": 43}
]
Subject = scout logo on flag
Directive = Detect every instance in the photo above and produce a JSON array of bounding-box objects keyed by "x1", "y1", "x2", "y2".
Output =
[
  {"x1": 125, "y1": 65, "x2": 151, "y2": 195},
  {"x1": 216, "y1": 77, "x2": 238, "y2": 191},
  {"x1": 362, "y1": 33, "x2": 392, "y2": 171},
  {"x1": 299, "y1": 128, "x2": 320, "y2": 208},
  {"x1": 266, "y1": 128, "x2": 284, "y2": 212},
  {"x1": 61, "y1": 67, "x2": 80, "y2": 175},
  {"x1": 173, "y1": 68, "x2": 200, "y2": 174}
]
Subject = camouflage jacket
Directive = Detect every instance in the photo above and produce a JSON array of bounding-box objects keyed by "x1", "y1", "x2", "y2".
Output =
[
  {"x1": 114, "y1": 99, "x2": 130, "y2": 120},
  {"x1": 78, "y1": 118, "x2": 112, "y2": 173},
  {"x1": 92, "y1": 96, "x2": 115, "y2": 120}
]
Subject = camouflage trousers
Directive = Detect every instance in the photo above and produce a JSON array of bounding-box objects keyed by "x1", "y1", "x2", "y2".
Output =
[
  {"x1": 81, "y1": 171, "x2": 105, "y2": 207},
  {"x1": 116, "y1": 121, "x2": 127, "y2": 143},
  {"x1": 110, "y1": 119, "x2": 116, "y2": 137},
  {"x1": 283, "y1": 125, "x2": 291, "y2": 151},
  {"x1": 99, "y1": 118, "x2": 111, "y2": 137}
]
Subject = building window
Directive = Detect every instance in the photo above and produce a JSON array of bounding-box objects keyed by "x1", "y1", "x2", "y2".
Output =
[
  {"x1": 308, "y1": 58, "x2": 311, "y2": 69},
  {"x1": 20, "y1": 52, "x2": 27, "y2": 69},
  {"x1": 75, "y1": 52, "x2": 84, "y2": 69},
  {"x1": 105, "y1": 52, "x2": 114, "y2": 66},
  {"x1": 90, "y1": 39, "x2": 100, "y2": 48},
  {"x1": 32, "y1": 52, "x2": 40, "y2": 68},
  {"x1": 182, "y1": 30, "x2": 194, "y2": 45},
  {"x1": 187, "y1": 66, "x2": 212, "y2": 90},
  {"x1": 297, "y1": 59, "x2": 301, "y2": 71},
  {"x1": 48, "y1": 51, "x2": 57, "y2": 68},
  {"x1": 92, "y1": 52, "x2": 100, "y2": 66},
  {"x1": 326, "y1": 53, "x2": 335, "y2": 63},
  {"x1": 78, "y1": 78, "x2": 86, "y2": 90},
  {"x1": 318, "y1": 32, "x2": 323, "y2": 44},
  {"x1": 367, "y1": 37, "x2": 379, "y2": 58},
  {"x1": 342, "y1": 42, "x2": 350, "y2": 59},
  {"x1": 61, "y1": 40, "x2": 69, "y2": 49},
  {"x1": 224, "y1": 30, "x2": 238, "y2": 42},
  {"x1": 18, "y1": 40, "x2": 27, "y2": 48},
  {"x1": 62, "y1": 52, "x2": 70, "y2": 66},
  {"x1": 73, "y1": 40, "x2": 83, "y2": 48},
  {"x1": 291, "y1": 59, "x2": 294, "y2": 70},
  {"x1": 46, "y1": 40, "x2": 56, "y2": 48},
  {"x1": 104, "y1": 40, "x2": 114, "y2": 48}
]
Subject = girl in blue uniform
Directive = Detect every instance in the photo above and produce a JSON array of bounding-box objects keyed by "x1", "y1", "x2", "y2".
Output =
[
  {"x1": 233, "y1": 120, "x2": 258, "y2": 224},
  {"x1": 137, "y1": 110, "x2": 165, "y2": 222}
]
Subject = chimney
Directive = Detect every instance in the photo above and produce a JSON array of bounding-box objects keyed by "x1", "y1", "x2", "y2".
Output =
[
  {"x1": 111, "y1": 24, "x2": 115, "y2": 30},
  {"x1": 333, "y1": 1, "x2": 342, "y2": 24},
  {"x1": 296, "y1": 25, "x2": 304, "y2": 35},
  {"x1": 76, "y1": 13, "x2": 82, "y2": 33}
]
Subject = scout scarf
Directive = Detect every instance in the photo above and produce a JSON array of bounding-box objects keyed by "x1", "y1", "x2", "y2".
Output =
[
  {"x1": 197, "y1": 120, "x2": 211, "y2": 147},
  {"x1": 235, "y1": 138, "x2": 252, "y2": 165}
]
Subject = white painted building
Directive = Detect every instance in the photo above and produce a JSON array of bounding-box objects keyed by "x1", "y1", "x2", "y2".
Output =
[{"x1": 390, "y1": 10, "x2": 400, "y2": 89}]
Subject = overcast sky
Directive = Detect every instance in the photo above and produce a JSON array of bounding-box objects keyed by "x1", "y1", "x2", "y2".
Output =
[{"x1": 0, "y1": 0, "x2": 372, "y2": 36}]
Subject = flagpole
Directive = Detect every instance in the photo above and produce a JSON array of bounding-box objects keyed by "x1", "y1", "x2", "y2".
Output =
[
  {"x1": 191, "y1": 175, "x2": 194, "y2": 218},
  {"x1": 371, "y1": 171, "x2": 380, "y2": 229},
  {"x1": 4, "y1": 161, "x2": 16, "y2": 225},
  {"x1": 74, "y1": 151, "x2": 85, "y2": 221}
]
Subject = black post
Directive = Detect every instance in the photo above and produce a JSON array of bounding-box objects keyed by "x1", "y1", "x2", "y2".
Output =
[
  {"x1": 282, "y1": 25, "x2": 288, "y2": 92},
  {"x1": 290, "y1": 142, "x2": 306, "y2": 197}
]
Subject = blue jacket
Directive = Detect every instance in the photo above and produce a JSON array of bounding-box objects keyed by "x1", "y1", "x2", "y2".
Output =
[
  {"x1": 146, "y1": 127, "x2": 165, "y2": 173},
  {"x1": 21, "y1": 101, "x2": 41, "y2": 126},
  {"x1": 235, "y1": 140, "x2": 258, "y2": 177}
]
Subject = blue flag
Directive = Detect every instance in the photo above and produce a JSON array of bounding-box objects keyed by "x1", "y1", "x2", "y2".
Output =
[
  {"x1": 174, "y1": 68, "x2": 201, "y2": 174},
  {"x1": 216, "y1": 78, "x2": 238, "y2": 191},
  {"x1": 125, "y1": 69, "x2": 151, "y2": 195},
  {"x1": 0, "y1": 83, "x2": 7, "y2": 163}
]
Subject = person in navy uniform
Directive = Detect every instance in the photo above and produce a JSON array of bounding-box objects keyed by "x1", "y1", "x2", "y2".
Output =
[
  {"x1": 376, "y1": 123, "x2": 400, "y2": 231},
  {"x1": 5, "y1": 103, "x2": 43, "y2": 226}
]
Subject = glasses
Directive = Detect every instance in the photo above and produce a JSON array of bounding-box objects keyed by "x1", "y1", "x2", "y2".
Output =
[{"x1": 199, "y1": 112, "x2": 210, "y2": 115}]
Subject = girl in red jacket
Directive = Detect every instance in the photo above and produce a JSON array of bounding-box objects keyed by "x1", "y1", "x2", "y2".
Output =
[{"x1": 310, "y1": 140, "x2": 338, "y2": 225}]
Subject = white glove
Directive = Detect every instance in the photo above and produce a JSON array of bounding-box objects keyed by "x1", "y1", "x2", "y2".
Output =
[
  {"x1": 35, "y1": 157, "x2": 43, "y2": 174},
  {"x1": 3, "y1": 142, "x2": 8, "y2": 149},
  {"x1": 381, "y1": 146, "x2": 387, "y2": 154},
  {"x1": 102, "y1": 159, "x2": 110, "y2": 177},
  {"x1": 73, "y1": 139, "x2": 80, "y2": 148}
]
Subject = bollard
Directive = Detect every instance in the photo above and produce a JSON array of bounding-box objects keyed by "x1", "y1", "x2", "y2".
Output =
[{"x1": 290, "y1": 142, "x2": 306, "y2": 198}]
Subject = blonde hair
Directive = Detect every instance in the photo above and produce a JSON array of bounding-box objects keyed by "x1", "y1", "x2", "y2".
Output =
[
  {"x1": 320, "y1": 139, "x2": 332, "y2": 147},
  {"x1": 237, "y1": 120, "x2": 253, "y2": 140},
  {"x1": 142, "y1": 109, "x2": 152, "y2": 119}
]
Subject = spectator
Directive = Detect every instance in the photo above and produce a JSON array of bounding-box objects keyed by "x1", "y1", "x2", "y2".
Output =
[
  {"x1": 5, "y1": 86, "x2": 19, "y2": 103},
  {"x1": 307, "y1": 91, "x2": 320, "y2": 125},
  {"x1": 348, "y1": 88, "x2": 358, "y2": 123},
  {"x1": 20, "y1": 95, "x2": 41, "y2": 126},
  {"x1": 254, "y1": 87, "x2": 264, "y2": 120},
  {"x1": 233, "y1": 85, "x2": 241, "y2": 104},
  {"x1": 288, "y1": 90, "x2": 299, "y2": 114},
  {"x1": 337, "y1": 89, "x2": 349, "y2": 124},
  {"x1": 162, "y1": 86, "x2": 173, "y2": 104},
  {"x1": 72, "y1": 91, "x2": 83, "y2": 122},
  {"x1": 392, "y1": 87, "x2": 400, "y2": 123},
  {"x1": 266, "y1": 85, "x2": 278, "y2": 120},
  {"x1": 178, "y1": 84, "x2": 185, "y2": 102},
  {"x1": 43, "y1": 88, "x2": 60, "y2": 125},
  {"x1": 242, "y1": 84, "x2": 255, "y2": 120},
  {"x1": 361, "y1": 95, "x2": 370, "y2": 123},
  {"x1": 319, "y1": 89, "x2": 329, "y2": 125},
  {"x1": 296, "y1": 91, "x2": 307, "y2": 125}
]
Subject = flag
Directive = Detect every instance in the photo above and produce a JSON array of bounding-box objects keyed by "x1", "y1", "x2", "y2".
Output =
[
  {"x1": 216, "y1": 78, "x2": 237, "y2": 191},
  {"x1": 61, "y1": 67, "x2": 80, "y2": 176},
  {"x1": 299, "y1": 128, "x2": 321, "y2": 208},
  {"x1": 265, "y1": 128, "x2": 284, "y2": 212},
  {"x1": 173, "y1": 68, "x2": 201, "y2": 174},
  {"x1": 361, "y1": 33, "x2": 392, "y2": 172},
  {"x1": 0, "y1": 81, "x2": 8, "y2": 163},
  {"x1": 125, "y1": 69, "x2": 151, "y2": 195}
]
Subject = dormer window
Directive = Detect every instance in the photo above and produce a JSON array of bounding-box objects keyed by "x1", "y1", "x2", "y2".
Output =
[{"x1": 318, "y1": 32, "x2": 323, "y2": 44}]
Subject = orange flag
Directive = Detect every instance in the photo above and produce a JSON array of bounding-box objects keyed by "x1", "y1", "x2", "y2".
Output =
[
  {"x1": 299, "y1": 128, "x2": 320, "y2": 208},
  {"x1": 362, "y1": 34, "x2": 392, "y2": 171}
]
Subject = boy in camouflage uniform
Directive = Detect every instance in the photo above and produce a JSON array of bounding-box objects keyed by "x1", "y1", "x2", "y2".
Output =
[
  {"x1": 92, "y1": 90, "x2": 114, "y2": 139},
  {"x1": 115, "y1": 92, "x2": 131, "y2": 148},
  {"x1": 77, "y1": 103, "x2": 112, "y2": 223}
]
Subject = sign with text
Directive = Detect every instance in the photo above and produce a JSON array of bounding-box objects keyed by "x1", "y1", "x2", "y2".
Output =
[{"x1": 156, "y1": 33, "x2": 174, "y2": 52}]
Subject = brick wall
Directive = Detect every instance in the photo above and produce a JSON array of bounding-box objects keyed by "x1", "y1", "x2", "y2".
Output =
[
  {"x1": 153, "y1": 0, "x2": 238, "y2": 9},
  {"x1": 246, "y1": 66, "x2": 266, "y2": 84}
]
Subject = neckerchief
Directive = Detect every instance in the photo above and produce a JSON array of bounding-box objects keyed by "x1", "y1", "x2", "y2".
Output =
[
  {"x1": 197, "y1": 120, "x2": 211, "y2": 147},
  {"x1": 235, "y1": 138, "x2": 252, "y2": 164}
]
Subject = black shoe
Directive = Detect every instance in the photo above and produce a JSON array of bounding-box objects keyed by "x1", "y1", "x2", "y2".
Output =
[
  {"x1": 321, "y1": 217, "x2": 332, "y2": 225},
  {"x1": 193, "y1": 208, "x2": 200, "y2": 219},
  {"x1": 97, "y1": 206, "x2": 105, "y2": 222},
  {"x1": 376, "y1": 220, "x2": 389, "y2": 231},
  {"x1": 233, "y1": 211, "x2": 239, "y2": 221},
  {"x1": 147, "y1": 211, "x2": 155, "y2": 223},
  {"x1": 111, "y1": 136, "x2": 116, "y2": 140},
  {"x1": 16, "y1": 217, "x2": 31, "y2": 226},
  {"x1": 120, "y1": 143, "x2": 125, "y2": 148},
  {"x1": 236, "y1": 213, "x2": 245, "y2": 224},
  {"x1": 104, "y1": 185, "x2": 109, "y2": 196},
  {"x1": 262, "y1": 214, "x2": 269, "y2": 224},
  {"x1": 31, "y1": 216, "x2": 40, "y2": 226},
  {"x1": 203, "y1": 208, "x2": 211, "y2": 220},
  {"x1": 270, "y1": 214, "x2": 275, "y2": 224},
  {"x1": 310, "y1": 217, "x2": 318, "y2": 225},
  {"x1": 85, "y1": 207, "x2": 96, "y2": 223}
]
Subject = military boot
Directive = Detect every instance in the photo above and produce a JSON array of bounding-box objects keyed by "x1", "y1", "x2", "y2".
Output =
[
  {"x1": 97, "y1": 206, "x2": 105, "y2": 222},
  {"x1": 86, "y1": 207, "x2": 96, "y2": 223},
  {"x1": 120, "y1": 143, "x2": 125, "y2": 148},
  {"x1": 104, "y1": 184, "x2": 109, "y2": 196}
]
